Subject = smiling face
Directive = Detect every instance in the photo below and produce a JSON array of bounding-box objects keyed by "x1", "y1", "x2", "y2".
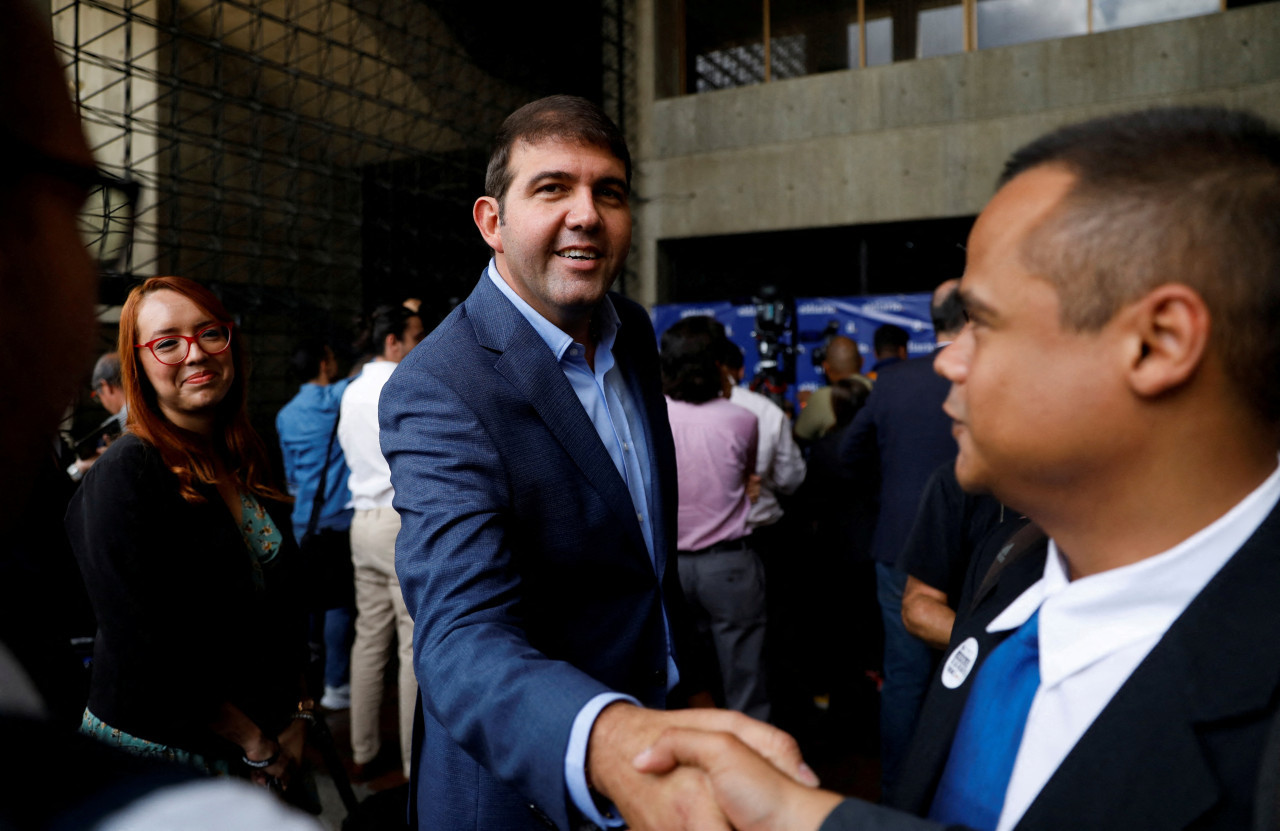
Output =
[
  {"x1": 934, "y1": 166, "x2": 1133, "y2": 506},
  {"x1": 473, "y1": 138, "x2": 631, "y2": 341},
  {"x1": 134, "y1": 289, "x2": 235, "y2": 434}
]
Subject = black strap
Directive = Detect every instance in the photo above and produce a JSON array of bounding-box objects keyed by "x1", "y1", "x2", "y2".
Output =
[
  {"x1": 305, "y1": 415, "x2": 341, "y2": 539},
  {"x1": 969, "y1": 521, "x2": 1045, "y2": 615}
]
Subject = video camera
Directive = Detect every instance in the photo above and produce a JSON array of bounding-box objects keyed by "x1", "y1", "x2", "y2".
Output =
[
  {"x1": 809, "y1": 319, "x2": 841, "y2": 368},
  {"x1": 749, "y1": 285, "x2": 797, "y2": 412}
]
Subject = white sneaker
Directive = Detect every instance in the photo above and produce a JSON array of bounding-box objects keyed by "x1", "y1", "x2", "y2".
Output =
[{"x1": 321, "y1": 684, "x2": 351, "y2": 710}]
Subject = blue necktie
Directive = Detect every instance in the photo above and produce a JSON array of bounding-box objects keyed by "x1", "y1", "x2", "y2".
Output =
[{"x1": 929, "y1": 609, "x2": 1041, "y2": 831}]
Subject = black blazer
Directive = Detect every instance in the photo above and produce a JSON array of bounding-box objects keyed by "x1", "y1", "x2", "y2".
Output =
[
  {"x1": 64, "y1": 433, "x2": 306, "y2": 759},
  {"x1": 889, "y1": 498, "x2": 1280, "y2": 830}
]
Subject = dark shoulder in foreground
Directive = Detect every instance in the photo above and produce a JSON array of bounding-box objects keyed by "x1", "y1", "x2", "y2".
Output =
[
  {"x1": 78, "y1": 432, "x2": 163, "y2": 488},
  {"x1": 396, "y1": 295, "x2": 475, "y2": 376}
]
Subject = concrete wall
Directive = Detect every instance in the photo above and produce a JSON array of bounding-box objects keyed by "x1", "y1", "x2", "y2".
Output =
[{"x1": 630, "y1": 3, "x2": 1280, "y2": 304}]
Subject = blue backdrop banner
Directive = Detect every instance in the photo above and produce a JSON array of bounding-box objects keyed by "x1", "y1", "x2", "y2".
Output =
[{"x1": 652, "y1": 293, "x2": 935, "y2": 411}]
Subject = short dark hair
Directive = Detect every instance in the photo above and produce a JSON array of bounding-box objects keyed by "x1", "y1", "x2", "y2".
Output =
[
  {"x1": 485, "y1": 95, "x2": 631, "y2": 206},
  {"x1": 931, "y1": 285, "x2": 965, "y2": 336},
  {"x1": 91, "y1": 352, "x2": 122, "y2": 388},
  {"x1": 873, "y1": 324, "x2": 909, "y2": 356},
  {"x1": 290, "y1": 338, "x2": 328, "y2": 383},
  {"x1": 371, "y1": 305, "x2": 420, "y2": 357},
  {"x1": 1001, "y1": 106, "x2": 1280, "y2": 423},
  {"x1": 717, "y1": 333, "x2": 745, "y2": 372},
  {"x1": 661, "y1": 316, "x2": 727, "y2": 404}
]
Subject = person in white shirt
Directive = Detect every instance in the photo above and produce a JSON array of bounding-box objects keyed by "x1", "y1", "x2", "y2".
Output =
[
  {"x1": 628, "y1": 106, "x2": 1280, "y2": 831},
  {"x1": 717, "y1": 336, "x2": 807, "y2": 535},
  {"x1": 337, "y1": 303, "x2": 424, "y2": 780}
]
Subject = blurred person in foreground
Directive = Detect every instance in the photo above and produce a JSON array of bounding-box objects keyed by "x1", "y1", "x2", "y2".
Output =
[
  {"x1": 379, "y1": 94, "x2": 810, "y2": 831},
  {"x1": 66, "y1": 276, "x2": 316, "y2": 795},
  {"x1": 1, "y1": 2, "x2": 317, "y2": 826},
  {"x1": 634, "y1": 106, "x2": 1280, "y2": 831},
  {"x1": 0, "y1": 0, "x2": 109, "y2": 738}
]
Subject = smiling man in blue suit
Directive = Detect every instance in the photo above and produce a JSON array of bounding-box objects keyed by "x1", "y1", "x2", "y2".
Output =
[{"x1": 379, "y1": 95, "x2": 810, "y2": 831}]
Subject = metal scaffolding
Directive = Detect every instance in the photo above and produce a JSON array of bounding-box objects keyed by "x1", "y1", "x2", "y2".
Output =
[{"x1": 53, "y1": 0, "x2": 634, "y2": 420}]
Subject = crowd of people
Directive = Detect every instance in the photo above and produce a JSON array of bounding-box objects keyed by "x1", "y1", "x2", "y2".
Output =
[{"x1": 4, "y1": 3, "x2": 1280, "y2": 830}]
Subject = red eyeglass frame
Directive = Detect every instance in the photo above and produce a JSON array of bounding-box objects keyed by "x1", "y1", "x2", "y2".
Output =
[{"x1": 134, "y1": 322, "x2": 235, "y2": 365}]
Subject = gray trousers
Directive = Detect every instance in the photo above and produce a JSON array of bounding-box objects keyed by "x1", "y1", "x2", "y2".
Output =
[{"x1": 677, "y1": 542, "x2": 770, "y2": 721}]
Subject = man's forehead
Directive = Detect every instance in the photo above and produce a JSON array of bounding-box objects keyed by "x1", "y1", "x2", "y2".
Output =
[
  {"x1": 967, "y1": 167, "x2": 1075, "y2": 267},
  {"x1": 958, "y1": 167, "x2": 1078, "y2": 302},
  {"x1": 509, "y1": 137, "x2": 625, "y2": 173}
]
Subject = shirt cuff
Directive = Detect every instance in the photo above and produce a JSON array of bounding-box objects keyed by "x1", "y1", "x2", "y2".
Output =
[
  {"x1": 565, "y1": 691, "x2": 641, "y2": 829},
  {"x1": 66, "y1": 460, "x2": 83, "y2": 482}
]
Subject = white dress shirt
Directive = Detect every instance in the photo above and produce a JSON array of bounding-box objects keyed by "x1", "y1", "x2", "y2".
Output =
[
  {"x1": 728, "y1": 385, "x2": 806, "y2": 528},
  {"x1": 337, "y1": 360, "x2": 397, "y2": 511},
  {"x1": 993, "y1": 458, "x2": 1280, "y2": 831}
]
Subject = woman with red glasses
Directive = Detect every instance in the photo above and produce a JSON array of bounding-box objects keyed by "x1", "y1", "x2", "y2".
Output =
[{"x1": 65, "y1": 275, "x2": 314, "y2": 798}]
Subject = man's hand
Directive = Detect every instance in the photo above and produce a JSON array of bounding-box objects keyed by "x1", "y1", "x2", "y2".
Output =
[
  {"x1": 901, "y1": 576, "x2": 954, "y2": 650},
  {"x1": 633, "y1": 727, "x2": 843, "y2": 831},
  {"x1": 587, "y1": 704, "x2": 816, "y2": 831}
]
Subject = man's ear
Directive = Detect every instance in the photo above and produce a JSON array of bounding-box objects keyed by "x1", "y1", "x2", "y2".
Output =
[
  {"x1": 383, "y1": 332, "x2": 401, "y2": 361},
  {"x1": 473, "y1": 196, "x2": 503, "y2": 253},
  {"x1": 1125, "y1": 283, "x2": 1210, "y2": 398}
]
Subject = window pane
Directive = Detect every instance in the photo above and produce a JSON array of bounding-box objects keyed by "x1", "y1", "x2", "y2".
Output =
[
  {"x1": 847, "y1": 16, "x2": 894, "y2": 67},
  {"x1": 868, "y1": 17, "x2": 895, "y2": 65},
  {"x1": 694, "y1": 44, "x2": 767, "y2": 92},
  {"x1": 977, "y1": 0, "x2": 1088, "y2": 49},
  {"x1": 687, "y1": 0, "x2": 766, "y2": 92},
  {"x1": 918, "y1": 2, "x2": 965, "y2": 58},
  {"x1": 771, "y1": 0, "x2": 860, "y2": 78},
  {"x1": 1093, "y1": 0, "x2": 1219, "y2": 31},
  {"x1": 771, "y1": 34, "x2": 810, "y2": 80}
]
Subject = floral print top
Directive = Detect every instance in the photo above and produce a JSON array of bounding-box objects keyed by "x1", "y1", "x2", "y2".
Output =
[{"x1": 239, "y1": 492, "x2": 284, "y2": 592}]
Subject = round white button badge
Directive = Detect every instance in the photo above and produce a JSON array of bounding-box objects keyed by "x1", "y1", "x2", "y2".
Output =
[{"x1": 941, "y1": 637, "x2": 980, "y2": 689}]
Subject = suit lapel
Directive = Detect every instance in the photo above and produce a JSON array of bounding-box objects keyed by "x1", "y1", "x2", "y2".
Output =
[
  {"x1": 892, "y1": 540, "x2": 1050, "y2": 814},
  {"x1": 611, "y1": 298, "x2": 676, "y2": 580},
  {"x1": 1016, "y1": 500, "x2": 1280, "y2": 830},
  {"x1": 466, "y1": 274, "x2": 649, "y2": 560}
]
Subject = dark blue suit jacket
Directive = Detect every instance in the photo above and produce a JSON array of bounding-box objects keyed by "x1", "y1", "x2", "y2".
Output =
[
  {"x1": 839, "y1": 350, "x2": 957, "y2": 566},
  {"x1": 379, "y1": 272, "x2": 684, "y2": 830}
]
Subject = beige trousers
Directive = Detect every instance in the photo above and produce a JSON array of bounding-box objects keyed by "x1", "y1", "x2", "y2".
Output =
[{"x1": 348, "y1": 506, "x2": 417, "y2": 776}]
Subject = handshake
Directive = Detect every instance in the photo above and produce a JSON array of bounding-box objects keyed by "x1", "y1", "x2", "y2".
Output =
[{"x1": 587, "y1": 703, "x2": 845, "y2": 831}]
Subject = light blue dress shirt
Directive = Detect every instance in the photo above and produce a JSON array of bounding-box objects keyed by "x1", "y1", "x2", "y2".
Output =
[{"x1": 486, "y1": 262, "x2": 678, "y2": 827}]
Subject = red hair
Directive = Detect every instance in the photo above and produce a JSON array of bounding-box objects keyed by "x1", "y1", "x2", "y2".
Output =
[{"x1": 118, "y1": 276, "x2": 288, "y2": 505}]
